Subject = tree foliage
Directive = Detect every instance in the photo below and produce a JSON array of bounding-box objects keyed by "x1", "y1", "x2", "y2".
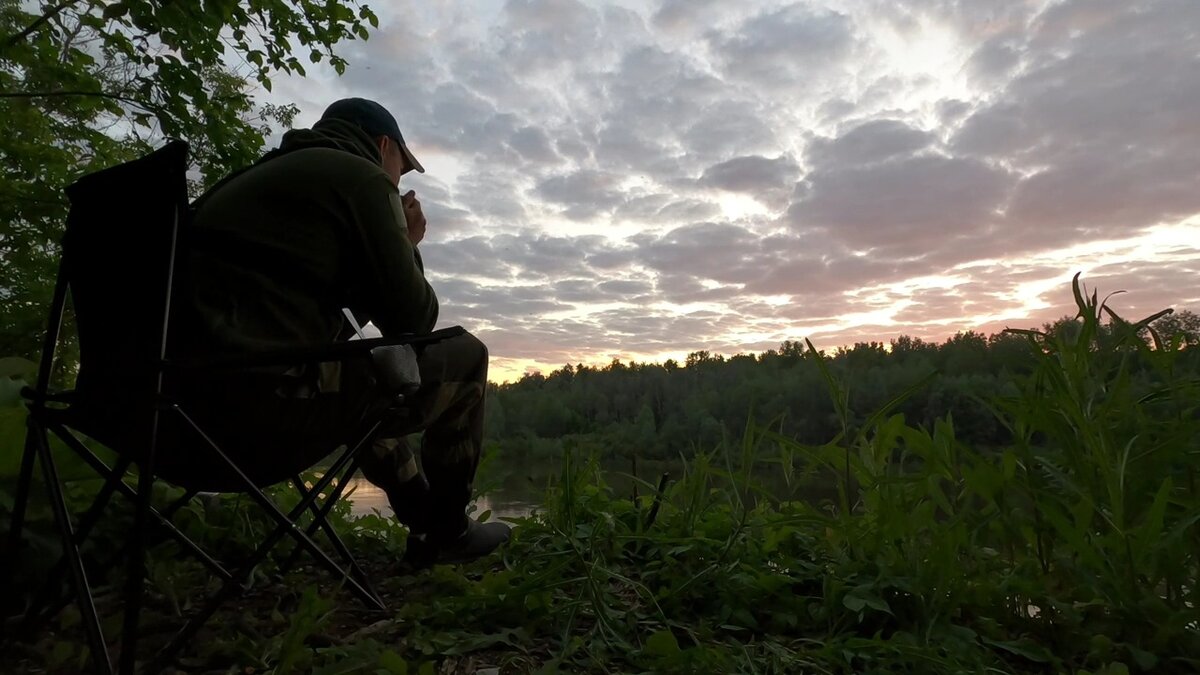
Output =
[
  {"x1": 0, "y1": 0, "x2": 377, "y2": 362},
  {"x1": 489, "y1": 310, "x2": 1200, "y2": 461}
]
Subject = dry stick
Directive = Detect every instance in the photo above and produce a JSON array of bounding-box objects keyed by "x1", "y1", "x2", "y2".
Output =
[
  {"x1": 631, "y1": 453, "x2": 638, "y2": 502},
  {"x1": 644, "y1": 472, "x2": 670, "y2": 530}
]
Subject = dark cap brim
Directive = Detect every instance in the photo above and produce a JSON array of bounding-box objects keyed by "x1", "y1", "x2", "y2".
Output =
[{"x1": 400, "y1": 142, "x2": 425, "y2": 174}]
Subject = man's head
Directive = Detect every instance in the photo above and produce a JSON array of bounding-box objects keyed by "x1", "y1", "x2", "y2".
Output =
[{"x1": 319, "y1": 97, "x2": 425, "y2": 184}]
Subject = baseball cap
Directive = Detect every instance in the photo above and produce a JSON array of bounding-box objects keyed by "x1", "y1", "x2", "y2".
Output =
[{"x1": 319, "y1": 97, "x2": 425, "y2": 173}]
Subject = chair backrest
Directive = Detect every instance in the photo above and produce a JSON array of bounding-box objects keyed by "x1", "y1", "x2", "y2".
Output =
[{"x1": 63, "y1": 140, "x2": 190, "y2": 449}]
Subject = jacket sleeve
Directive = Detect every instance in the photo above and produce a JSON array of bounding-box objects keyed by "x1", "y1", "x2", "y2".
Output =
[{"x1": 345, "y1": 174, "x2": 439, "y2": 335}]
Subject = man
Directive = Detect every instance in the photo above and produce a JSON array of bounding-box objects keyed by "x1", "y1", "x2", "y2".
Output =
[{"x1": 168, "y1": 97, "x2": 510, "y2": 567}]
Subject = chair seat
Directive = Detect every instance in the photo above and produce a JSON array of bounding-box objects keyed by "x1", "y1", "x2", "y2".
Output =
[{"x1": 39, "y1": 392, "x2": 420, "y2": 494}]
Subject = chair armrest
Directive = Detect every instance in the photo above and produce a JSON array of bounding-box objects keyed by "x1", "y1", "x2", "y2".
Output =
[{"x1": 166, "y1": 325, "x2": 467, "y2": 371}]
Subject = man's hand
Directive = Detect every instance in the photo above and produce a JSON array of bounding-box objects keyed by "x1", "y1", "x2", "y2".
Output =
[{"x1": 401, "y1": 190, "x2": 427, "y2": 246}]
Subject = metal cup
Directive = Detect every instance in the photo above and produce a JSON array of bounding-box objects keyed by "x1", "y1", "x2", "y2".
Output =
[{"x1": 370, "y1": 343, "x2": 421, "y2": 394}]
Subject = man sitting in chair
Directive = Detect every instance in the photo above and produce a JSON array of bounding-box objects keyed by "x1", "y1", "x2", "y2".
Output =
[{"x1": 168, "y1": 97, "x2": 510, "y2": 568}]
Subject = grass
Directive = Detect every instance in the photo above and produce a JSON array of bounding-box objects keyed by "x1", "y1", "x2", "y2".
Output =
[{"x1": 2, "y1": 274, "x2": 1199, "y2": 674}]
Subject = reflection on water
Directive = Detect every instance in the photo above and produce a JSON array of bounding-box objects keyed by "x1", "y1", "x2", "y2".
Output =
[
  {"x1": 342, "y1": 457, "x2": 819, "y2": 523},
  {"x1": 344, "y1": 475, "x2": 538, "y2": 522}
]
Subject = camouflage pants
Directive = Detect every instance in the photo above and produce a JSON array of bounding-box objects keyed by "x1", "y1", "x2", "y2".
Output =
[
  {"x1": 357, "y1": 331, "x2": 488, "y2": 538},
  {"x1": 164, "y1": 331, "x2": 488, "y2": 538}
]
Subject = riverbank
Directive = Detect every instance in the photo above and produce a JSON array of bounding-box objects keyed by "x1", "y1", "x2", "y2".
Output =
[{"x1": 6, "y1": 436, "x2": 1196, "y2": 674}]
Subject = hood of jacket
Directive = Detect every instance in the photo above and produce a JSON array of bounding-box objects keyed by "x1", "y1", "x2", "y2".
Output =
[
  {"x1": 272, "y1": 118, "x2": 382, "y2": 164},
  {"x1": 191, "y1": 118, "x2": 383, "y2": 212}
]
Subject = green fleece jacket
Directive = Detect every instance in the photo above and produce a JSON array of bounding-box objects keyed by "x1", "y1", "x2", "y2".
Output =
[{"x1": 178, "y1": 118, "x2": 438, "y2": 383}]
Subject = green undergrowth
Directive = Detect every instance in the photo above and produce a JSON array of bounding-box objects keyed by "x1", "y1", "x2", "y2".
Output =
[{"x1": 3, "y1": 276, "x2": 1199, "y2": 674}]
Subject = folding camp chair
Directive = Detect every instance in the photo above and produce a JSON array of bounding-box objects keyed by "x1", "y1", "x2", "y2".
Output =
[{"x1": 4, "y1": 140, "x2": 462, "y2": 674}]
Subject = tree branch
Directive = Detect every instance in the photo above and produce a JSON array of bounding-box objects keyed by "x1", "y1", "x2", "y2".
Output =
[
  {"x1": 4, "y1": 0, "x2": 85, "y2": 48},
  {"x1": 1, "y1": 88, "x2": 133, "y2": 102},
  {"x1": 0, "y1": 89, "x2": 164, "y2": 116}
]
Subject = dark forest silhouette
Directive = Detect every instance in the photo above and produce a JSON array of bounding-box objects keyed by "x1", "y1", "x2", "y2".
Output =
[{"x1": 486, "y1": 310, "x2": 1200, "y2": 460}]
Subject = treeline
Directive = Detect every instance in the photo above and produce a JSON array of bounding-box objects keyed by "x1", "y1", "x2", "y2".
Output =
[{"x1": 484, "y1": 311, "x2": 1200, "y2": 460}]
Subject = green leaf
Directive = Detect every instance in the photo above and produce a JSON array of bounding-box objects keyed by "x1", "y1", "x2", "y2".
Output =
[
  {"x1": 48, "y1": 640, "x2": 75, "y2": 667},
  {"x1": 1127, "y1": 645, "x2": 1158, "y2": 671},
  {"x1": 0, "y1": 407, "x2": 30, "y2": 478},
  {"x1": 1002, "y1": 449, "x2": 1017, "y2": 479},
  {"x1": 982, "y1": 636, "x2": 1053, "y2": 663},
  {"x1": 843, "y1": 585, "x2": 892, "y2": 616},
  {"x1": 1132, "y1": 478, "x2": 1171, "y2": 566},
  {"x1": 101, "y1": 2, "x2": 129, "y2": 20},
  {"x1": 378, "y1": 650, "x2": 408, "y2": 675},
  {"x1": 644, "y1": 629, "x2": 680, "y2": 657},
  {"x1": 0, "y1": 357, "x2": 36, "y2": 381}
]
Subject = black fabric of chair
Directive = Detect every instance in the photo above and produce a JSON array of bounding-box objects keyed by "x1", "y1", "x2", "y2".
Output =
[{"x1": 3, "y1": 140, "x2": 456, "y2": 674}]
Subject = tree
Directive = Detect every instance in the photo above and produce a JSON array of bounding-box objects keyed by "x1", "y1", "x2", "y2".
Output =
[
  {"x1": 1, "y1": 0, "x2": 378, "y2": 363},
  {"x1": 1041, "y1": 315, "x2": 1085, "y2": 345},
  {"x1": 890, "y1": 335, "x2": 936, "y2": 362},
  {"x1": 484, "y1": 383, "x2": 507, "y2": 439},
  {"x1": 987, "y1": 331, "x2": 1035, "y2": 375},
  {"x1": 941, "y1": 331, "x2": 989, "y2": 374},
  {"x1": 1148, "y1": 309, "x2": 1200, "y2": 348},
  {"x1": 779, "y1": 339, "x2": 804, "y2": 360},
  {"x1": 837, "y1": 341, "x2": 887, "y2": 371}
]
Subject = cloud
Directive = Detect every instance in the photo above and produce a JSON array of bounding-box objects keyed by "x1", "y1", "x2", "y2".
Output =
[
  {"x1": 805, "y1": 119, "x2": 936, "y2": 170},
  {"x1": 653, "y1": 0, "x2": 734, "y2": 34},
  {"x1": 254, "y1": 0, "x2": 1200, "y2": 380},
  {"x1": 498, "y1": 0, "x2": 603, "y2": 73},
  {"x1": 698, "y1": 155, "x2": 799, "y2": 196},
  {"x1": 788, "y1": 153, "x2": 1015, "y2": 255},
  {"x1": 952, "y1": 0, "x2": 1200, "y2": 244},
  {"x1": 534, "y1": 169, "x2": 624, "y2": 220},
  {"x1": 966, "y1": 36, "x2": 1022, "y2": 83},
  {"x1": 708, "y1": 5, "x2": 857, "y2": 91},
  {"x1": 633, "y1": 222, "x2": 763, "y2": 286},
  {"x1": 421, "y1": 236, "x2": 517, "y2": 280},
  {"x1": 508, "y1": 126, "x2": 560, "y2": 163},
  {"x1": 680, "y1": 101, "x2": 780, "y2": 161}
]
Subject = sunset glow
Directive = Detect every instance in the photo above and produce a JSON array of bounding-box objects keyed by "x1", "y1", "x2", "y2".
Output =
[{"x1": 265, "y1": 0, "x2": 1200, "y2": 383}]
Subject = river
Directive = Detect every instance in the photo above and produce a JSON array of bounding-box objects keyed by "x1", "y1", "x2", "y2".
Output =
[
  {"x1": 344, "y1": 457, "x2": 810, "y2": 521},
  {"x1": 344, "y1": 474, "x2": 540, "y2": 521}
]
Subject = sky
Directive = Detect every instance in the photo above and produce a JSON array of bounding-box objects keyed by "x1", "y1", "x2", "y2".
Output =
[{"x1": 262, "y1": 0, "x2": 1200, "y2": 383}]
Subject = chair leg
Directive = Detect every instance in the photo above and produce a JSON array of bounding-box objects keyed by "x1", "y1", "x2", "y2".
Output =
[
  {"x1": 279, "y1": 463, "x2": 383, "y2": 607},
  {"x1": 175, "y1": 408, "x2": 385, "y2": 609},
  {"x1": 5, "y1": 422, "x2": 39, "y2": 564},
  {"x1": 117, "y1": 418, "x2": 163, "y2": 675},
  {"x1": 1, "y1": 421, "x2": 40, "y2": 623},
  {"x1": 52, "y1": 426, "x2": 232, "y2": 582},
  {"x1": 22, "y1": 457, "x2": 131, "y2": 635},
  {"x1": 279, "y1": 458, "x2": 363, "y2": 571},
  {"x1": 33, "y1": 417, "x2": 114, "y2": 675},
  {"x1": 144, "y1": 420, "x2": 386, "y2": 674}
]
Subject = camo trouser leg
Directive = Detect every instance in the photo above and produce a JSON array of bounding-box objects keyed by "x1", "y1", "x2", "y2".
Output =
[{"x1": 358, "y1": 331, "x2": 488, "y2": 538}]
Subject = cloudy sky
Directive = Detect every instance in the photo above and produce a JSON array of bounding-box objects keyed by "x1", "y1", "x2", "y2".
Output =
[{"x1": 264, "y1": 0, "x2": 1199, "y2": 382}]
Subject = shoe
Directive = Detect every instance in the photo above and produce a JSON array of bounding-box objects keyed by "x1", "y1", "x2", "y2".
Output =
[{"x1": 403, "y1": 517, "x2": 512, "y2": 568}]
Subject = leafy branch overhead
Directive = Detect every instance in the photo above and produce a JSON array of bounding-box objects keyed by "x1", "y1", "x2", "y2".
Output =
[
  {"x1": 0, "y1": 0, "x2": 376, "y2": 365},
  {"x1": 1, "y1": 0, "x2": 375, "y2": 178}
]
